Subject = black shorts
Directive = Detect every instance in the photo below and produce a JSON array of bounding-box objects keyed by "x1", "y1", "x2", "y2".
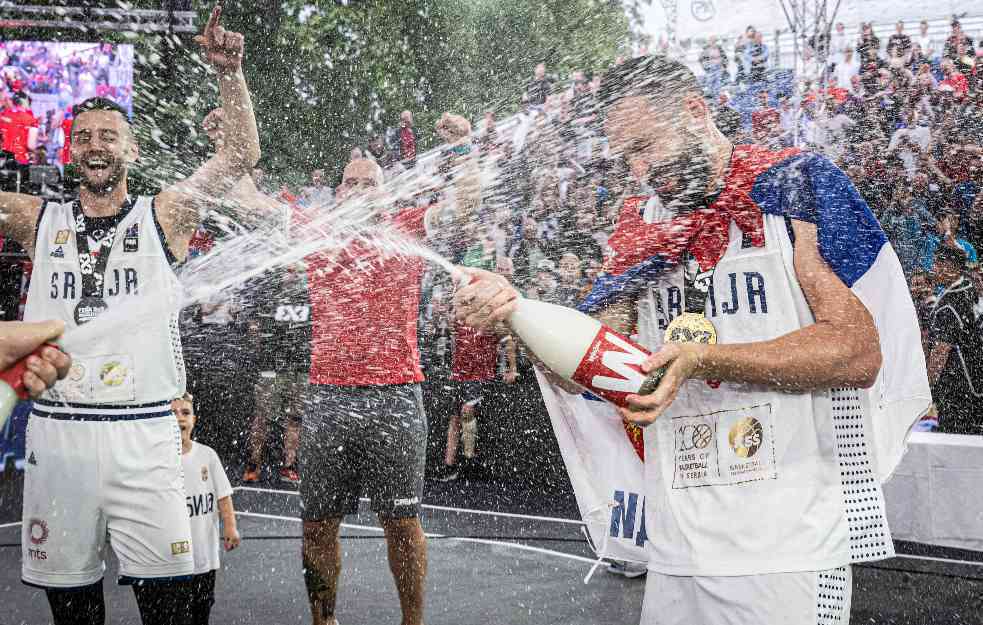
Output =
[
  {"x1": 300, "y1": 383, "x2": 427, "y2": 519},
  {"x1": 453, "y1": 380, "x2": 486, "y2": 408}
]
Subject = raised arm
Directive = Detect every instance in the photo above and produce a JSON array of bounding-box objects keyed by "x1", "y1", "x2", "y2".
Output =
[
  {"x1": 0, "y1": 192, "x2": 44, "y2": 259},
  {"x1": 155, "y1": 4, "x2": 261, "y2": 263}
]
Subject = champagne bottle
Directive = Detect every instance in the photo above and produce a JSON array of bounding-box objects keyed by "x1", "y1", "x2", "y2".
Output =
[
  {"x1": 508, "y1": 298, "x2": 663, "y2": 407},
  {"x1": 0, "y1": 346, "x2": 47, "y2": 430}
]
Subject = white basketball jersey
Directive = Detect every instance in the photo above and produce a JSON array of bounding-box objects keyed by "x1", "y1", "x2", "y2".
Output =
[
  {"x1": 639, "y1": 214, "x2": 893, "y2": 576},
  {"x1": 24, "y1": 196, "x2": 186, "y2": 405}
]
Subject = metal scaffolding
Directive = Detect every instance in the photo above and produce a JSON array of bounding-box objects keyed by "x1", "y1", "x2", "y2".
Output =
[{"x1": 0, "y1": 3, "x2": 196, "y2": 34}]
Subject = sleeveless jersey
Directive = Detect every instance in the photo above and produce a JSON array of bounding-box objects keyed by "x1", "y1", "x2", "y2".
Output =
[
  {"x1": 24, "y1": 197, "x2": 186, "y2": 406},
  {"x1": 638, "y1": 215, "x2": 892, "y2": 576}
]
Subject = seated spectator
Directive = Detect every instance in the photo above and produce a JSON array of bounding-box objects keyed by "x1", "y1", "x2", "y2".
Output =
[
  {"x1": 751, "y1": 90, "x2": 781, "y2": 144},
  {"x1": 555, "y1": 252, "x2": 588, "y2": 308},
  {"x1": 699, "y1": 36, "x2": 728, "y2": 97}
]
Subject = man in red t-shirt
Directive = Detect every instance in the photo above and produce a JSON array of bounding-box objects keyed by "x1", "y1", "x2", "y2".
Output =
[
  {"x1": 940, "y1": 59, "x2": 970, "y2": 98},
  {"x1": 434, "y1": 321, "x2": 516, "y2": 482},
  {"x1": 59, "y1": 109, "x2": 73, "y2": 166},
  {"x1": 1, "y1": 93, "x2": 38, "y2": 165},
  {"x1": 750, "y1": 90, "x2": 781, "y2": 144},
  {"x1": 301, "y1": 157, "x2": 435, "y2": 625}
]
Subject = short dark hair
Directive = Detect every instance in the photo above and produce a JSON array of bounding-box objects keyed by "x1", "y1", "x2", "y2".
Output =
[
  {"x1": 73, "y1": 97, "x2": 128, "y2": 122},
  {"x1": 597, "y1": 55, "x2": 704, "y2": 113}
]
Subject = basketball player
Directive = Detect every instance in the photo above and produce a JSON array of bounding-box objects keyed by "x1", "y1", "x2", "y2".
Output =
[
  {"x1": 0, "y1": 6, "x2": 261, "y2": 624},
  {"x1": 301, "y1": 157, "x2": 452, "y2": 625},
  {"x1": 455, "y1": 55, "x2": 928, "y2": 624},
  {"x1": 0, "y1": 320, "x2": 71, "y2": 396}
]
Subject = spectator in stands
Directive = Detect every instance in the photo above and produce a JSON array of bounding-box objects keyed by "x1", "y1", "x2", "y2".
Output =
[
  {"x1": 714, "y1": 91, "x2": 743, "y2": 141},
  {"x1": 856, "y1": 22, "x2": 882, "y2": 66},
  {"x1": 880, "y1": 185, "x2": 937, "y2": 278},
  {"x1": 940, "y1": 59, "x2": 970, "y2": 99},
  {"x1": 831, "y1": 22, "x2": 850, "y2": 63},
  {"x1": 923, "y1": 211, "x2": 978, "y2": 272},
  {"x1": 299, "y1": 169, "x2": 332, "y2": 208},
  {"x1": 887, "y1": 21, "x2": 913, "y2": 63},
  {"x1": 734, "y1": 27, "x2": 755, "y2": 86},
  {"x1": 699, "y1": 36, "x2": 728, "y2": 97},
  {"x1": 398, "y1": 110, "x2": 417, "y2": 168},
  {"x1": 555, "y1": 252, "x2": 588, "y2": 307},
  {"x1": 952, "y1": 40, "x2": 977, "y2": 92},
  {"x1": 917, "y1": 20, "x2": 939, "y2": 62},
  {"x1": 745, "y1": 30, "x2": 770, "y2": 82},
  {"x1": 751, "y1": 90, "x2": 781, "y2": 145},
  {"x1": 1, "y1": 92, "x2": 38, "y2": 165},
  {"x1": 927, "y1": 243, "x2": 983, "y2": 435},
  {"x1": 525, "y1": 62, "x2": 552, "y2": 109},
  {"x1": 834, "y1": 46, "x2": 860, "y2": 88},
  {"x1": 349, "y1": 146, "x2": 363, "y2": 162},
  {"x1": 944, "y1": 20, "x2": 975, "y2": 61}
]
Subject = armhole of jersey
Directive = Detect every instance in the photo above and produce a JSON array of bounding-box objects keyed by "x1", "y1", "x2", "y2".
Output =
[
  {"x1": 784, "y1": 215, "x2": 796, "y2": 246},
  {"x1": 33, "y1": 200, "x2": 49, "y2": 251},
  {"x1": 150, "y1": 196, "x2": 179, "y2": 267}
]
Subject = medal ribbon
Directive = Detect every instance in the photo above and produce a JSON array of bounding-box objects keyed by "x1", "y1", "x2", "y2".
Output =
[{"x1": 72, "y1": 198, "x2": 135, "y2": 299}]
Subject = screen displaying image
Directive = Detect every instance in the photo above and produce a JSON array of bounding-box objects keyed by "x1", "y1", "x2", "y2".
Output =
[{"x1": 0, "y1": 41, "x2": 134, "y2": 167}]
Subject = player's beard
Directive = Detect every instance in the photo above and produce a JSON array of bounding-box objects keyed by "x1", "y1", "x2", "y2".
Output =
[
  {"x1": 79, "y1": 154, "x2": 126, "y2": 196},
  {"x1": 646, "y1": 131, "x2": 713, "y2": 216}
]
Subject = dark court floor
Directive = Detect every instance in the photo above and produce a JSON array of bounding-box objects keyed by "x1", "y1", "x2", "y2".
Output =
[{"x1": 1, "y1": 474, "x2": 982, "y2": 625}]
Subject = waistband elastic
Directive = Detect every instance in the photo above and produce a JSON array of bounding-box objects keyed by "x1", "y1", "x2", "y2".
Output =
[{"x1": 30, "y1": 399, "x2": 174, "y2": 422}]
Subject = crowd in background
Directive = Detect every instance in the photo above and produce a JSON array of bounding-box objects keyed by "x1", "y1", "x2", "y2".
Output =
[{"x1": 2, "y1": 15, "x2": 982, "y2": 483}]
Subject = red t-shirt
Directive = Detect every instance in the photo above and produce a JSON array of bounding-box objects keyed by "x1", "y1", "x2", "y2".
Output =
[
  {"x1": 306, "y1": 204, "x2": 429, "y2": 386},
  {"x1": 60, "y1": 116, "x2": 73, "y2": 164},
  {"x1": 751, "y1": 107, "x2": 780, "y2": 136},
  {"x1": 941, "y1": 72, "x2": 969, "y2": 97},
  {"x1": 1, "y1": 108, "x2": 38, "y2": 164},
  {"x1": 451, "y1": 322, "x2": 499, "y2": 382}
]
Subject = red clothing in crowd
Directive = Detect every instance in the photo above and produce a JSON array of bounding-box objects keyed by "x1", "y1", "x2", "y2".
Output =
[
  {"x1": 306, "y1": 204, "x2": 429, "y2": 386},
  {"x1": 941, "y1": 71, "x2": 969, "y2": 97},
  {"x1": 399, "y1": 126, "x2": 417, "y2": 163},
  {"x1": 60, "y1": 114, "x2": 73, "y2": 165},
  {"x1": 450, "y1": 322, "x2": 499, "y2": 382},
  {"x1": 751, "y1": 106, "x2": 781, "y2": 137},
  {"x1": 0, "y1": 106, "x2": 38, "y2": 164}
]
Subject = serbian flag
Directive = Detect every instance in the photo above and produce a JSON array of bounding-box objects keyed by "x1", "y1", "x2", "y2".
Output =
[{"x1": 539, "y1": 145, "x2": 930, "y2": 564}]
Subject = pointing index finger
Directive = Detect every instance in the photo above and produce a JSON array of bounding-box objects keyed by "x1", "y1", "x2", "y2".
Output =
[{"x1": 205, "y1": 5, "x2": 221, "y2": 38}]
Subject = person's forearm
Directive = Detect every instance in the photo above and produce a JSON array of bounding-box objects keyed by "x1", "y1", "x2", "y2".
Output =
[
  {"x1": 505, "y1": 336, "x2": 517, "y2": 373},
  {"x1": 218, "y1": 496, "x2": 236, "y2": 530},
  {"x1": 217, "y1": 69, "x2": 260, "y2": 170},
  {"x1": 692, "y1": 321, "x2": 881, "y2": 392},
  {"x1": 926, "y1": 342, "x2": 951, "y2": 386}
]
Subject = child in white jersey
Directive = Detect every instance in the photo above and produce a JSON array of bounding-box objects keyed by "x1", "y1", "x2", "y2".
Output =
[{"x1": 173, "y1": 393, "x2": 240, "y2": 625}]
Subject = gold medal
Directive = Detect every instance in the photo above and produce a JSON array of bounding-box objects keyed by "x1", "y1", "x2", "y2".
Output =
[
  {"x1": 637, "y1": 314, "x2": 718, "y2": 396},
  {"x1": 663, "y1": 312, "x2": 718, "y2": 345}
]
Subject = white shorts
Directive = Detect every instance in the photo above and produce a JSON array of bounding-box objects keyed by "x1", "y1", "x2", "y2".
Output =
[
  {"x1": 640, "y1": 566, "x2": 852, "y2": 625},
  {"x1": 22, "y1": 401, "x2": 194, "y2": 589}
]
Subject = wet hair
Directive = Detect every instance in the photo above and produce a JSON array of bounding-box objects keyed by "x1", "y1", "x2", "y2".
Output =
[
  {"x1": 597, "y1": 55, "x2": 704, "y2": 113},
  {"x1": 73, "y1": 97, "x2": 129, "y2": 122}
]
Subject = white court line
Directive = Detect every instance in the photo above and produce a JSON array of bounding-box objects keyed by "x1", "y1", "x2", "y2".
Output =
[
  {"x1": 894, "y1": 554, "x2": 983, "y2": 568},
  {"x1": 233, "y1": 486, "x2": 586, "y2": 526},
  {"x1": 235, "y1": 511, "x2": 600, "y2": 566},
  {"x1": 0, "y1": 521, "x2": 22, "y2": 529}
]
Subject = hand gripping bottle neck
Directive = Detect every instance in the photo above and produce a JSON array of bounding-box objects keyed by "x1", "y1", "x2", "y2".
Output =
[{"x1": 0, "y1": 346, "x2": 51, "y2": 429}]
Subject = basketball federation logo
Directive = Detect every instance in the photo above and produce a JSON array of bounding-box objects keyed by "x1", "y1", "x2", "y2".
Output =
[
  {"x1": 28, "y1": 519, "x2": 49, "y2": 545},
  {"x1": 728, "y1": 417, "x2": 763, "y2": 459}
]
